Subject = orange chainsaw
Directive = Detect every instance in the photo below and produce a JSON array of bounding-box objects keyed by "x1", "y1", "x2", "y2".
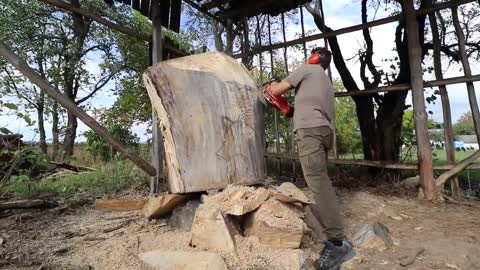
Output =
[{"x1": 261, "y1": 79, "x2": 294, "y2": 118}]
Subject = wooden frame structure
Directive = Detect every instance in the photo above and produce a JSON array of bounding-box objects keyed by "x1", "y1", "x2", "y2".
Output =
[{"x1": 0, "y1": 0, "x2": 479, "y2": 200}]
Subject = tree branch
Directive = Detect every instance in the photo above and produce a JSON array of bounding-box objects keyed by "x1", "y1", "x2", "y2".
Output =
[
  {"x1": 75, "y1": 71, "x2": 117, "y2": 104},
  {"x1": 361, "y1": 0, "x2": 381, "y2": 89}
]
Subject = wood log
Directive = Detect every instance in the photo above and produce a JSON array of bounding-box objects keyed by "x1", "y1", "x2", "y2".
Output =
[
  {"x1": 190, "y1": 205, "x2": 237, "y2": 253},
  {"x1": 404, "y1": 0, "x2": 435, "y2": 200},
  {"x1": 143, "y1": 52, "x2": 266, "y2": 193},
  {"x1": 0, "y1": 199, "x2": 48, "y2": 210},
  {"x1": 142, "y1": 194, "x2": 189, "y2": 219},
  {"x1": 95, "y1": 199, "x2": 148, "y2": 212},
  {"x1": 244, "y1": 198, "x2": 305, "y2": 249},
  {"x1": 435, "y1": 150, "x2": 480, "y2": 186}
]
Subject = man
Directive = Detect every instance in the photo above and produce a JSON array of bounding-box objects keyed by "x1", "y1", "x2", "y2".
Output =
[{"x1": 266, "y1": 47, "x2": 355, "y2": 270}]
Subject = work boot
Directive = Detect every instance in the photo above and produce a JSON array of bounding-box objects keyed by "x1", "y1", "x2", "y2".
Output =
[{"x1": 314, "y1": 237, "x2": 356, "y2": 270}]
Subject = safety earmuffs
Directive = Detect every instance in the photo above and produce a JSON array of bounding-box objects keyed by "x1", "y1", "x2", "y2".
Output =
[{"x1": 308, "y1": 53, "x2": 321, "y2": 64}]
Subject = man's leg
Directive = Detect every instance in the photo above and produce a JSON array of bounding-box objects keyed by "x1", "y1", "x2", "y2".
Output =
[
  {"x1": 297, "y1": 127, "x2": 354, "y2": 269},
  {"x1": 296, "y1": 127, "x2": 344, "y2": 240}
]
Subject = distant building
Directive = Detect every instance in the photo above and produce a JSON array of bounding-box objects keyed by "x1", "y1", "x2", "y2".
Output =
[{"x1": 455, "y1": 135, "x2": 479, "y2": 150}]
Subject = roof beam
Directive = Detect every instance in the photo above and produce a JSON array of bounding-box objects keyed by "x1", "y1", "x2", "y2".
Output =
[
  {"x1": 183, "y1": 0, "x2": 225, "y2": 24},
  {"x1": 39, "y1": 0, "x2": 187, "y2": 56},
  {"x1": 233, "y1": 0, "x2": 476, "y2": 59}
]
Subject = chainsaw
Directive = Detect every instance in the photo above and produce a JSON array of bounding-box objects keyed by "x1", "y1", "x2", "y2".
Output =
[{"x1": 261, "y1": 79, "x2": 294, "y2": 118}]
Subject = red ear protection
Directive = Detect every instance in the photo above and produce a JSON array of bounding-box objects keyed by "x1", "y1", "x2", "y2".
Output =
[{"x1": 308, "y1": 53, "x2": 321, "y2": 64}]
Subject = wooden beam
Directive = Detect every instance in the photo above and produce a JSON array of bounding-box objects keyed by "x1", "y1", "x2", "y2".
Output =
[
  {"x1": 232, "y1": 0, "x2": 476, "y2": 59},
  {"x1": 39, "y1": 0, "x2": 187, "y2": 56},
  {"x1": 334, "y1": 74, "x2": 480, "y2": 97},
  {"x1": 0, "y1": 41, "x2": 157, "y2": 177},
  {"x1": 428, "y1": 7, "x2": 460, "y2": 197},
  {"x1": 151, "y1": 0, "x2": 164, "y2": 195},
  {"x1": 39, "y1": 0, "x2": 150, "y2": 41},
  {"x1": 404, "y1": 0, "x2": 435, "y2": 200},
  {"x1": 264, "y1": 153, "x2": 480, "y2": 170},
  {"x1": 183, "y1": 0, "x2": 224, "y2": 24},
  {"x1": 452, "y1": 7, "x2": 480, "y2": 143},
  {"x1": 140, "y1": 0, "x2": 150, "y2": 17},
  {"x1": 435, "y1": 150, "x2": 480, "y2": 186},
  {"x1": 169, "y1": 0, "x2": 182, "y2": 32},
  {"x1": 202, "y1": 0, "x2": 232, "y2": 10}
]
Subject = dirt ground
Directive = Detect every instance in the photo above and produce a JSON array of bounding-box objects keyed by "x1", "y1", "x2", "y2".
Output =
[{"x1": 1, "y1": 188, "x2": 479, "y2": 270}]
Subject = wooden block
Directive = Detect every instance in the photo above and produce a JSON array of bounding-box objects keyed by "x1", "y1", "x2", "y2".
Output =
[
  {"x1": 191, "y1": 205, "x2": 236, "y2": 253},
  {"x1": 244, "y1": 198, "x2": 305, "y2": 249},
  {"x1": 271, "y1": 182, "x2": 314, "y2": 205},
  {"x1": 95, "y1": 199, "x2": 148, "y2": 212},
  {"x1": 225, "y1": 187, "x2": 270, "y2": 216},
  {"x1": 143, "y1": 52, "x2": 266, "y2": 193},
  {"x1": 140, "y1": 250, "x2": 228, "y2": 270},
  {"x1": 142, "y1": 194, "x2": 188, "y2": 219}
]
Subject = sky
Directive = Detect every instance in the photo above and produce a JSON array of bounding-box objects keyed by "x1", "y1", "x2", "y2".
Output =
[{"x1": 2, "y1": 0, "x2": 480, "y2": 143}]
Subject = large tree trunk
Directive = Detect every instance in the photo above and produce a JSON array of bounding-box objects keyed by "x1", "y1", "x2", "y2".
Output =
[
  {"x1": 143, "y1": 52, "x2": 265, "y2": 193},
  {"x1": 63, "y1": 112, "x2": 77, "y2": 159},
  {"x1": 52, "y1": 101, "x2": 60, "y2": 159},
  {"x1": 37, "y1": 91, "x2": 47, "y2": 154}
]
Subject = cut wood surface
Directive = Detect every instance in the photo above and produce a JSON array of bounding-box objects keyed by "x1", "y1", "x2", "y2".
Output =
[
  {"x1": 272, "y1": 182, "x2": 313, "y2": 205},
  {"x1": 224, "y1": 187, "x2": 270, "y2": 216},
  {"x1": 95, "y1": 199, "x2": 148, "y2": 212},
  {"x1": 142, "y1": 194, "x2": 188, "y2": 219},
  {"x1": 191, "y1": 205, "x2": 237, "y2": 253},
  {"x1": 143, "y1": 52, "x2": 266, "y2": 193},
  {"x1": 0, "y1": 199, "x2": 48, "y2": 210},
  {"x1": 244, "y1": 198, "x2": 305, "y2": 249}
]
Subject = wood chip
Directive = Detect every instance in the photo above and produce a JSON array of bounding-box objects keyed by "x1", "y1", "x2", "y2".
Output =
[
  {"x1": 83, "y1": 237, "x2": 106, "y2": 242},
  {"x1": 271, "y1": 182, "x2": 314, "y2": 205},
  {"x1": 142, "y1": 194, "x2": 189, "y2": 219},
  {"x1": 400, "y1": 247, "x2": 425, "y2": 266}
]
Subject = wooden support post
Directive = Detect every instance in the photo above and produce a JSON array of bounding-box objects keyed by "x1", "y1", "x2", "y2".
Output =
[
  {"x1": 0, "y1": 41, "x2": 156, "y2": 176},
  {"x1": 428, "y1": 8, "x2": 460, "y2": 197},
  {"x1": 267, "y1": 15, "x2": 281, "y2": 177},
  {"x1": 281, "y1": 12, "x2": 296, "y2": 179},
  {"x1": 404, "y1": 0, "x2": 435, "y2": 200},
  {"x1": 452, "y1": 7, "x2": 480, "y2": 143},
  {"x1": 151, "y1": 0, "x2": 164, "y2": 195},
  {"x1": 299, "y1": 7, "x2": 308, "y2": 62}
]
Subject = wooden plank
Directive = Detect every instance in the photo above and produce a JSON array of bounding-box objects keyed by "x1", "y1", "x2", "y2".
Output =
[
  {"x1": 183, "y1": 0, "x2": 224, "y2": 24},
  {"x1": 132, "y1": 0, "x2": 140, "y2": 10},
  {"x1": 140, "y1": 0, "x2": 150, "y2": 17},
  {"x1": 169, "y1": 0, "x2": 182, "y2": 32},
  {"x1": 142, "y1": 194, "x2": 188, "y2": 219},
  {"x1": 334, "y1": 74, "x2": 480, "y2": 97},
  {"x1": 143, "y1": 52, "x2": 266, "y2": 193},
  {"x1": 160, "y1": 0, "x2": 170, "y2": 27},
  {"x1": 232, "y1": 0, "x2": 476, "y2": 59},
  {"x1": 435, "y1": 150, "x2": 480, "y2": 186},
  {"x1": 0, "y1": 41, "x2": 157, "y2": 177},
  {"x1": 265, "y1": 153, "x2": 480, "y2": 170},
  {"x1": 95, "y1": 199, "x2": 148, "y2": 212}
]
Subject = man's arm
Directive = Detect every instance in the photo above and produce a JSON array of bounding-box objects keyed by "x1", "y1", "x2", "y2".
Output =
[{"x1": 267, "y1": 80, "x2": 293, "y2": 96}]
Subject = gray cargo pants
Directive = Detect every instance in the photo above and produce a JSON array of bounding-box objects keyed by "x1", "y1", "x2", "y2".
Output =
[{"x1": 296, "y1": 126, "x2": 345, "y2": 240}]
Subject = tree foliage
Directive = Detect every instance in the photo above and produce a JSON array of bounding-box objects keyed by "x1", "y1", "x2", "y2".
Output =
[{"x1": 454, "y1": 111, "x2": 475, "y2": 135}]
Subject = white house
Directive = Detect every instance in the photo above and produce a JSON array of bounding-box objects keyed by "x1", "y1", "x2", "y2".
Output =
[{"x1": 455, "y1": 135, "x2": 479, "y2": 150}]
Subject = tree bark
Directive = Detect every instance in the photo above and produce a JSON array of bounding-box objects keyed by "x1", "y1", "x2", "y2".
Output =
[
  {"x1": 63, "y1": 112, "x2": 77, "y2": 159},
  {"x1": 37, "y1": 91, "x2": 48, "y2": 154},
  {"x1": 52, "y1": 101, "x2": 60, "y2": 160}
]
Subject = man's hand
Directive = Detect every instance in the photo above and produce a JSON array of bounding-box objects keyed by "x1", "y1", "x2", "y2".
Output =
[{"x1": 267, "y1": 80, "x2": 293, "y2": 96}]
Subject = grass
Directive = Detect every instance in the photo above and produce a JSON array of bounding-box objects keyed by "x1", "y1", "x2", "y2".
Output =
[{"x1": 3, "y1": 160, "x2": 149, "y2": 200}]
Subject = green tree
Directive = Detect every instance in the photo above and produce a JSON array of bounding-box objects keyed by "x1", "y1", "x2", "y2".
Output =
[
  {"x1": 334, "y1": 81, "x2": 362, "y2": 156},
  {"x1": 454, "y1": 111, "x2": 475, "y2": 135}
]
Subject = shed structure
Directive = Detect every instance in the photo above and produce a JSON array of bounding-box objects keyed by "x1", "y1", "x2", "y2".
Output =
[{"x1": 1, "y1": 0, "x2": 480, "y2": 200}]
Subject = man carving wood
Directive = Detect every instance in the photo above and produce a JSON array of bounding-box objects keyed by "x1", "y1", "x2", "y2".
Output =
[{"x1": 264, "y1": 47, "x2": 356, "y2": 270}]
